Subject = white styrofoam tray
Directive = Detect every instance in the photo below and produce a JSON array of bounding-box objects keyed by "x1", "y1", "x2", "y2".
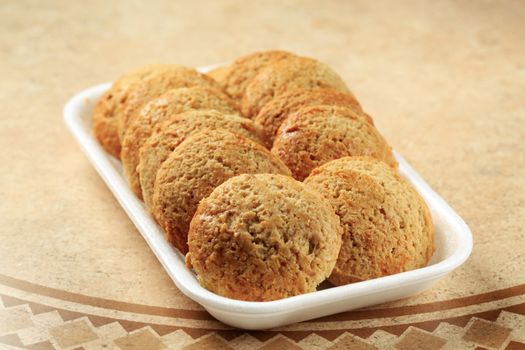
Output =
[{"x1": 63, "y1": 66, "x2": 473, "y2": 330}]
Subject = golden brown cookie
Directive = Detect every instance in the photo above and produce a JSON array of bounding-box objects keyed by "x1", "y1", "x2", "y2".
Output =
[
  {"x1": 117, "y1": 64, "x2": 220, "y2": 142},
  {"x1": 121, "y1": 86, "x2": 239, "y2": 197},
  {"x1": 92, "y1": 64, "x2": 169, "y2": 158},
  {"x1": 206, "y1": 65, "x2": 228, "y2": 83},
  {"x1": 241, "y1": 56, "x2": 350, "y2": 118},
  {"x1": 212, "y1": 50, "x2": 296, "y2": 103},
  {"x1": 254, "y1": 87, "x2": 368, "y2": 144},
  {"x1": 304, "y1": 157, "x2": 434, "y2": 285},
  {"x1": 186, "y1": 173, "x2": 342, "y2": 301},
  {"x1": 152, "y1": 129, "x2": 291, "y2": 254},
  {"x1": 138, "y1": 110, "x2": 268, "y2": 209},
  {"x1": 271, "y1": 105, "x2": 397, "y2": 181}
]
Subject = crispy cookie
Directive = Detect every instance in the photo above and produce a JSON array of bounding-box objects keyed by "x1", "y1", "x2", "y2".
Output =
[
  {"x1": 206, "y1": 65, "x2": 228, "y2": 83},
  {"x1": 241, "y1": 56, "x2": 350, "y2": 118},
  {"x1": 152, "y1": 130, "x2": 290, "y2": 254},
  {"x1": 121, "y1": 86, "x2": 239, "y2": 197},
  {"x1": 212, "y1": 50, "x2": 296, "y2": 103},
  {"x1": 186, "y1": 173, "x2": 342, "y2": 301},
  {"x1": 138, "y1": 110, "x2": 268, "y2": 209},
  {"x1": 116, "y1": 65, "x2": 220, "y2": 142},
  {"x1": 92, "y1": 64, "x2": 169, "y2": 158},
  {"x1": 272, "y1": 105, "x2": 397, "y2": 180},
  {"x1": 304, "y1": 157, "x2": 434, "y2": 285},
  {"x1": 254, "y1": 87, "x2": 367, "y2": 144}
]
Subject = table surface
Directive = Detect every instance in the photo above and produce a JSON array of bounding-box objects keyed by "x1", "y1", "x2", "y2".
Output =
[{"x1": 1, "y1": 0, "x2": 524, "y2": 349}]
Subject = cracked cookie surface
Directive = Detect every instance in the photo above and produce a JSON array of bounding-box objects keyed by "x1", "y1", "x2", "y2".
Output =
[
  {"x1": 121, "y1": 86, "x2": 239, "y2": 197},
  {"x1": 272, "y1": 105, "x2": 396, "y2": 180},
  {"x1": 304, "y1": 157, "x2": 434, "y2": 285},
  {"x1": 186, "y1": 173, "x2": 342, "y2": 301},
  {"x1": 152, "y1": 130, "x2": 290, "y2": 254},
  {"x1": 138, "y1": 109, "x2": 268, "y2": 209}
]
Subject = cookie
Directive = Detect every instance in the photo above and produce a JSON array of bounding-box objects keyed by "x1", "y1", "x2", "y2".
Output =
[
  {"x1": 121, "y1": 86, "x2": 239, "y2": 197},
  {"x1": 152, "y1": 129, "x2": 291, "y2": 254},
  {"x1": 241, "y1": 56, "x2": 350, "y2": 118},
  {"x1": 186, "y1": 173, "x2": 342, "y2": 301},
  {"x1": 138, "y1": 110, "x2": 268, "y2": 209},
  {"x1": 92, "y1": 64, "x2": 169, "y2": 158},
  {"x1": 212, "y1": 50, "x2": 296, "y2": 103},
  {"x1": 271, "y1": 105, "x2": 397, "y2": 180},
  {"x1": 206, "y1": 65, "x2": 228, "y2": 82},
  {"x1": 254, "y1": 87, "x2": 368, "y2": 144},
  {"x1": 304, "y1": 157, "x2": 434, "y2": 285},
  {"x1": 117, "y1": 64, "x2": 220, "y2": 142}
]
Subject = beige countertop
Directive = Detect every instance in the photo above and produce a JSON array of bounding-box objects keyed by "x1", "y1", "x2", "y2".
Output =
[{"x1": 1, "y1": 0, "x2": 524, "y2": 348}]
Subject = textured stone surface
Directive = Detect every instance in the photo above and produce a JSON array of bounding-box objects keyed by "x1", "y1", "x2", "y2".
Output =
[{"x1": 0, "y1": 0, "x2": 524, "y2": 346}]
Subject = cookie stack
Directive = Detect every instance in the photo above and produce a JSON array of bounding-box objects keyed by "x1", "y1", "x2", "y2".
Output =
[{"x1": 93, "y1": 51, "x2": 434, "y2": 302}]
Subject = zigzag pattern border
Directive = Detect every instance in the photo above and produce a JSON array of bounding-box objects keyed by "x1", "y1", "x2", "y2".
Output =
[{"x1": 1, "y1": 293, "x2": 525, "y2": 349}]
